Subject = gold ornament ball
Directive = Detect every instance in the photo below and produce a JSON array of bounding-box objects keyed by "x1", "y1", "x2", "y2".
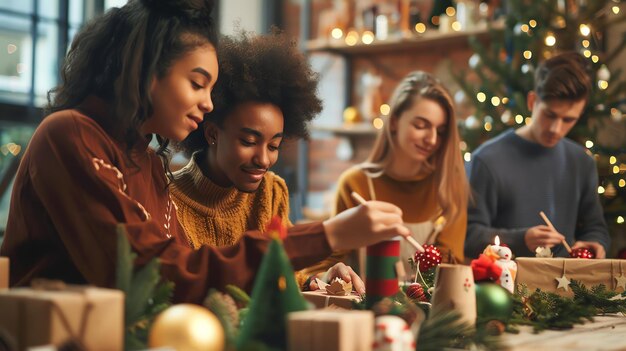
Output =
[{"x1": 148, "y1": 303, "x2": 225, "y2": 351}]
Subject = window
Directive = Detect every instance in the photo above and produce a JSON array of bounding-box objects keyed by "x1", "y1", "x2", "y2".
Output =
[
  {"x1": 0, "y1": 1, "x2": 95, "y2": 236},
  {"x1": 0, "y1": 0, "x2": 88, "y2": 107}
]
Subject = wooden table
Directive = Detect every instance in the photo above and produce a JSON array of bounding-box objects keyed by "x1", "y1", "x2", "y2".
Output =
[{"x1": 501, "y1": 314, "x2": 626, "y2": 350}]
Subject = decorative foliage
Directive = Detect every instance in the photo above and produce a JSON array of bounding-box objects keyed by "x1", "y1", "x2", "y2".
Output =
[
  {"x1": 115, "y1": 226, "x2": 174, "y2": 350},
  {"x1": 417, "y1": 311, "x2": 503, "y2": 351},
  {"x1": 510, "y1": 280, "x2": 626, "y2": 332},
  {"x1": 204, "y1": 289, "x2": 241, "y2": 347}
]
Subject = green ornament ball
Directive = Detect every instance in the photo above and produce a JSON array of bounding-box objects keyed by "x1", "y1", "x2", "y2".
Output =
[{"x1": 475, "y1": 283, "x2": 513, "y2": 322}]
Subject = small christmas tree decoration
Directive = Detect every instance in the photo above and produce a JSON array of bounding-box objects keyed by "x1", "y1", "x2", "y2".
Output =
[
  {"x1": 148, "y1": 304, "x2": 224, "y2": 351},
  {"x1": 570, "y1": 248, "x2": 595, "y2": 259},
  {"x1": 413, "y1": 244, "x2": 442, "y2": 272},
  {"x1": 475, "y1": 283, "x2": 513, "y2": 323},
  {"x1": 236, "y1": 217, "x2": 308, "y2": 350}
]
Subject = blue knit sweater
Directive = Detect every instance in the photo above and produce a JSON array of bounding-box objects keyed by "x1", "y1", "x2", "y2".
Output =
[{"x1": 465, "y1": 129, "x2": 610, "y2": 258}]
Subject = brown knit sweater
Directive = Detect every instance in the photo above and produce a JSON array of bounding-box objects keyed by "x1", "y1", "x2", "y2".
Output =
[{"x1": 171, "y1": 154, "x2": 291, "y2": 249}]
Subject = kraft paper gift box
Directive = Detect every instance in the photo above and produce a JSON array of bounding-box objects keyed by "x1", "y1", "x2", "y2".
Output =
[
  {"x1": 0, "y1": 285, "x2": 124, "y2": 350},
  {"x1": 0, "y1": 257, "x2": 8, "y2": 290},
  {"x1": 301, "y1": 291, "x2": 362, "y2": 309},
  {"x1": 287, "y1": 309, "x2": 374, "y2": 351},
  {"x1": 515, "y1": 257, "x2": 626, "y2": 296}
]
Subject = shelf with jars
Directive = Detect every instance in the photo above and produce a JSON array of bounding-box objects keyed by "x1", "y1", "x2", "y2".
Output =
[{"x1": 306, "y1": 22, "x2": 502, "y2": 56}]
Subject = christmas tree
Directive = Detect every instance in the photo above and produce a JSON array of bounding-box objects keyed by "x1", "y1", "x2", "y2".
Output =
[
  {"x1": 454, "y1": 0, "x2": 626, "y2": 255},
  {"x1": 236, "y1": 217, "x2": 309, "y2": 351}
]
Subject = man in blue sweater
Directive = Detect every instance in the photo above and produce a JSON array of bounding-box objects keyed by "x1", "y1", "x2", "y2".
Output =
[{"x1": 465, "y1": 52, "x2": 610, "y2": 259}]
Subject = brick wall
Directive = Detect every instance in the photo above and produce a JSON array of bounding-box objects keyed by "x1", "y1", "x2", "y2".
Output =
[{"x1": 283, "y1": 0, "x2": 481, "y2": 214}]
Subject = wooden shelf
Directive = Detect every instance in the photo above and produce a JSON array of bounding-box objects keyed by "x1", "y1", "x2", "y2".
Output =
[
  {"x1": 312, "y1": 123, "x2": 379, "y2": 137},
  {"x1": 305, "y1": 23, "x2": 503, "y2": 56}
]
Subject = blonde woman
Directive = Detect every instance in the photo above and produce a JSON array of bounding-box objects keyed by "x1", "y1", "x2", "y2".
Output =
[{"x1": 334, "y1": 71, "x2": 469, "y2": 275}]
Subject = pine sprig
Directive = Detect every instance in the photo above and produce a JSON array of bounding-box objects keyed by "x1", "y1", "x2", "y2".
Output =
[
  {"x1": 571, "y1": 280, "x2": 626, "y2": 315},
  {"x1": 508, "y1": 279, "x2": 626, "y2": 333},
  {"x1": 204, "y1": 289, "x2": 240, "y2": 348},
  {"x1": 115, "y1": 226, "x2": 174, "y2": 350},
  {"x1": 225, "y1": 284, "x2": 251, "y2": 307},
  {"x1": 417, "y1": 311, "x2": 503, "y2": 351}
]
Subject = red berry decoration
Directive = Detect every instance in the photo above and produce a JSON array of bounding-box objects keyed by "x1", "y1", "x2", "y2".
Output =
[
  {"x1": 406, "y1": 283, "x2": 428, "y2": 302},
  {"x1": 413, "y1": 244, "x2": 442, "y2": 272},
  {"x1": 570, "y1": 248, "x2": 595, "y2": 259}
]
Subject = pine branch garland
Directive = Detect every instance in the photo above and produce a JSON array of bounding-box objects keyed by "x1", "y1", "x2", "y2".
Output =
[
  {"x1": 417, "y1": 311, "x2": 503, "y2": 351},
  {"x1": 510, "y1": 280, "x2": 626, "y2": 333},
  {"x1": 572, "y1": 281, "x2": 626, "y2": 314}
]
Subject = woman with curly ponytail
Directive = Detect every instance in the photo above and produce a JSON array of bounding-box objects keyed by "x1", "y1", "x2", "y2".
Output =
[{"x1": 1, "y1": 0, "x2": 409, "y2": 302}]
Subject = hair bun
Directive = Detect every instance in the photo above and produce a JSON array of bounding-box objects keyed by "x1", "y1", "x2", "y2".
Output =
[{"x1": 140, "y1": 0, "x2": 214, "y2": 20}]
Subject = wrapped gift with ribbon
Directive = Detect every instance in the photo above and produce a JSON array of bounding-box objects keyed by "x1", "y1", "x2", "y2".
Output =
[
  {"x1": 366, "y1": 238, "x2": 401, "y2": 308},
  {"x1": 516, "y1": 257, "x2": 626, "y2": 296},
  {"x1": 0, "y1": 279, "x2": 124, "y2": 350}
]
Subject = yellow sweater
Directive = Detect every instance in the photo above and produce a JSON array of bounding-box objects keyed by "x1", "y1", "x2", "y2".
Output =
[
  {"x1": 334, "y1": 166, "x2": 466, "y2": 264},
  {"x1": 171, "y1": 155, "x2": 290, "y2": 249}
]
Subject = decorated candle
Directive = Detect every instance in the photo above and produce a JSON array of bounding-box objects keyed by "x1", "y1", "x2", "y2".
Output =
[
  {"x1": 366, "y1": 238, "x2": 401, "y2": 308},
  {"x1": 483, "y1": 236, "x2": 517, "y2": 293}
]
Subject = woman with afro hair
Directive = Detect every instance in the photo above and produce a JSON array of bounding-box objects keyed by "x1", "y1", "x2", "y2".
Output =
[{"x1": 173, "y1": 31, "x2": 366, "y2": 293}]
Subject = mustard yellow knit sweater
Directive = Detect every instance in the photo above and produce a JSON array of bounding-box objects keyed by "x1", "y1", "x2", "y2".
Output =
[{"x1": 171, "y1": 155, "x2": 291, "y2": 249}]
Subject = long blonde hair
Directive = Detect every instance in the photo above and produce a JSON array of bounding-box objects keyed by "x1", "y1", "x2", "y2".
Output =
[{"x1": 360, "y1": 71, "x2": 469, "y2": 228}]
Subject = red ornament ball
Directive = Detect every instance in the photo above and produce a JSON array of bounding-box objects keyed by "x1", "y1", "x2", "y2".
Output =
[
  {"x1": 414, "y1": 244, "x2": 442, "y2": 272},
  {"x1": 406, "y1": 283, "x2": 428, "y2": 302},
  {"x1": 570, "y1": 248, "x2": 595, "y2": 259}
]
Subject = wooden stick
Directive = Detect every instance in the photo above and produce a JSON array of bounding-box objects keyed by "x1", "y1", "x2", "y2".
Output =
[
  {"x1": 350, "y1": 191, "x2": 367, "y2": 205},
  {"x1": 539, "y1": 211, "x2": 572, "y2": 253},
  {"x1": 350, "y1": 191, "x2": 425, "y2": 253}
]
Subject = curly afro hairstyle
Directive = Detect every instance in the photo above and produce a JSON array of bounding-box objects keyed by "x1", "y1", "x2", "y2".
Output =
[{"x1": 180, "y1": 30, "x2": 322, "y2": 155}]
